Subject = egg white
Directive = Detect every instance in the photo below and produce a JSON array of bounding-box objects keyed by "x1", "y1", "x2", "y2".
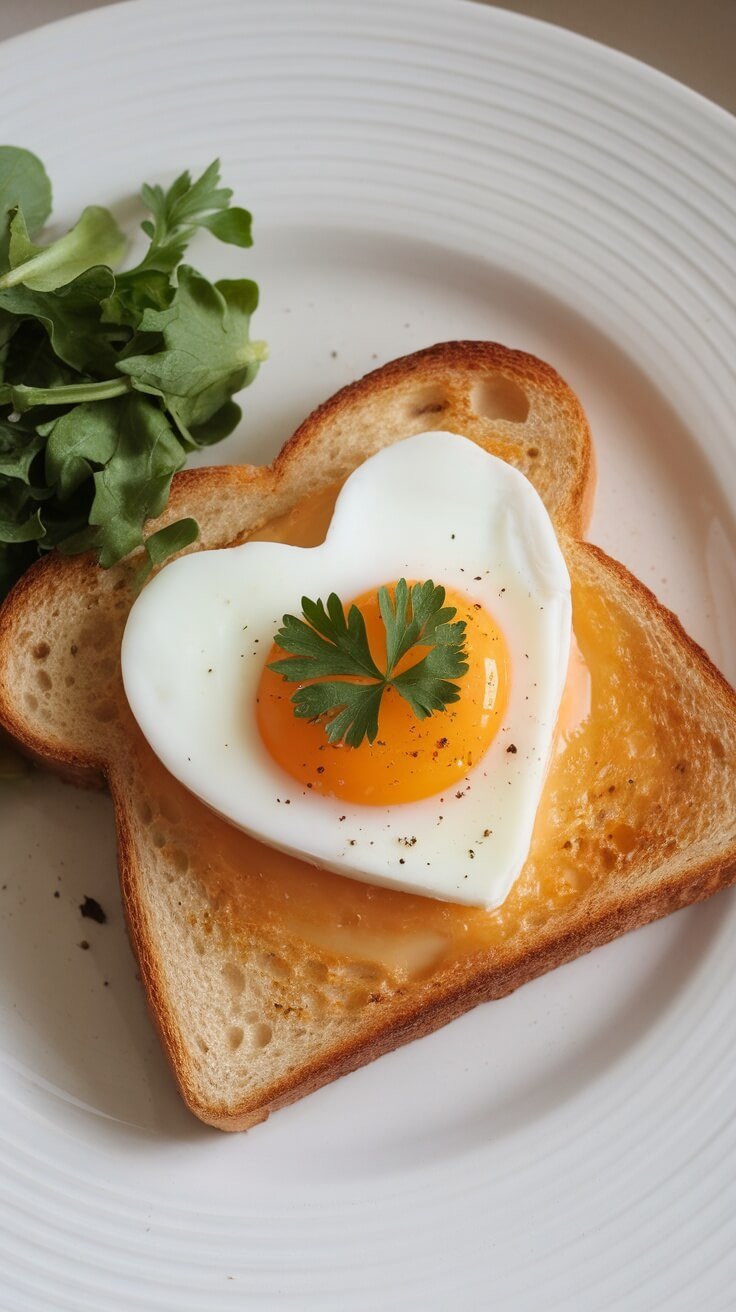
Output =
[{"x1": 122, "y1": 432, "x2": 571, "y2": 909}]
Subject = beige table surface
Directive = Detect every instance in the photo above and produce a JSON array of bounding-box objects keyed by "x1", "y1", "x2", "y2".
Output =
[{"x1": 0, "y1": 0, "x2": 734, "y2": 115}]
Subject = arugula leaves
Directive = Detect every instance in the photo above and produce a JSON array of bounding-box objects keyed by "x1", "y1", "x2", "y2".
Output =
[
  {"x1": 0, "y1": 147, "x2": 52, "y2": 264},
  {"x1": 269, "y1": 580, "x2": 469, "y2": 748},
  {"x1": 0, "y1": 147, "x2": 264, "y2": 598},
  {"x1": 132, "y1": 159, "x2": 253, "y2": 274},
  {"x1": 117, "y1": 267, "x2": 264, "y2": 441},
  {"x1": 0, "y1": 204, "x2": 126, "y2": 292}
]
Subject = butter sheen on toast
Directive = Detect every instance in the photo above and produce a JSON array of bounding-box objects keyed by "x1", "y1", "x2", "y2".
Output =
[{"x1": 0, "y1": 342, "x2": 734, "y2": 1131}]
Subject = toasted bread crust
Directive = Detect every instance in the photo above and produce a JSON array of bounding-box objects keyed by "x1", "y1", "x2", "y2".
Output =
[
  {"x1": 200, "y1": 847, "x2": 735, "y2": 1131},
  {"x1": 0, "y1": 342, "x2": 734, "y2": 1132}
]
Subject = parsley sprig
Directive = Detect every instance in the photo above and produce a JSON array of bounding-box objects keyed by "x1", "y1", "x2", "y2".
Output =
[
  {"x1": 269, "y1": 580, "x2": 469, "y2": 748},
  {"x1": 0, "y1": 146, "x2": 265, "y2": 598}
]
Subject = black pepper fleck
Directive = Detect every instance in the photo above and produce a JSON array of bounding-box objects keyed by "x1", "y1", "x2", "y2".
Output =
[
  {"x1": 506, "y1": 744, "x2": 517, "y2": 754},
  {"x1": 80, "y1": 895, "x2": 107, "y2": 924}
]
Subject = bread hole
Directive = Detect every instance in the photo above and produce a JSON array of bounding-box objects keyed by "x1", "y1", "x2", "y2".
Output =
[
  {"x1": 196, "y1": 1036, "x2": 209, "y2": 1055},
  {"x1": 114, "y1": 600, "x2": 128, "y2": 612},
  {"x1": 151, "y1": 830, "x2": 167, "y2": 849},
  {"x1": 32, "y1": 642, "x2": 50, "y2": 661},
  {"x1": 64, "y1": 675, "x2": 76, "y2": 688},
  {"x1": 20, "y1": 629, "x2": 32, "y2": 644},
  {"x1": 36, "y1": 669, "x2": 52, "y2": 692},
  {"x1": 257, "y1": 952, "x2": 291, "y2": 981},
  {"x1": 558, "y1": 866, "x2": 591, "y2": 894},
  {"x1": 345, "y1": 988, "x2": 370, "y2": 1012},
  {"x1": 600, "y1": 845, "x2": 617, "y2": 872},
  {"x1": 223, "y1": 962, "x2": 246, "y2": 997},
  {"x1": 304, "y1": 959, "x2": 328, "y2": 984},
  {"x1": 113, "y1": 578, "x2": 127, "y2": 592},
  {"x1": 24, "y1": 693, "x2": 38, "y2": 712},
  {"x1": 293, "y1": 1027, "x2": 307, "y2": 1039},
  {"x1": 92, "y1": 701, "x2": 116, "y2": 723},
  {"x1": 471, "y1": 377, "x2": 530, "y2": 423},
  {"x1": 408, "y1": 385, "x2": 449, "y2": 419},
  {"x1": 228, "y1": 1025, "x2": 244, "y2": 1051},
  {"x1": 193, "y1": 937, "x2": 205, "y2": 956},
  {"x1": 527, "y1": 446, "x2": 539, "y2": 458},
  {"x1": 137, "y1": 800, "x2": 153, "y2": 825},
  {"x1": 250, "y1": 1022, "x2": 272, "y2": 1049},
  {"x1": 243, "y1": 1010, "x2": 260, "y2": 1024},
  {"x1": 610, "y1": 823, "x2": 637, "y2": 855}
]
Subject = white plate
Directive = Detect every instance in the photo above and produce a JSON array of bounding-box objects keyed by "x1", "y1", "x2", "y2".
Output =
[{"x1": 1, "y1": 2, "x2": 735, "y2": 1307}]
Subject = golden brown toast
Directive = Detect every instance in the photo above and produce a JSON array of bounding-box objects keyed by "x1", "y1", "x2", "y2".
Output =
[{"x1": 0, "y1": 342, "x2": 734, "y2": 1131}]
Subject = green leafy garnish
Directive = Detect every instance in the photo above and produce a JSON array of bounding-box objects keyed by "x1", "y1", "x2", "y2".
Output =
[
  {"x1": 0, "y1": 147, "x2": 52, "y2": 264},
  {"x1": 0, "y1": 204, "x2": 126, "y2": 292},
  {"x1": 269, "y1": 580, "x2": 469, "y2": 748},
  {"x1": 0, "y1": 146, "x2": 265, "y2": 598},
  {"x1": 117, "y1": 267, "x2": 265, "y2": 442}
]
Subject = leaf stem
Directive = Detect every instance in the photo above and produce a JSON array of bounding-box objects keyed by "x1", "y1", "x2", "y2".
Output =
[{"x1": 7, "y1": 377, "x2": 131, "y2": 411}]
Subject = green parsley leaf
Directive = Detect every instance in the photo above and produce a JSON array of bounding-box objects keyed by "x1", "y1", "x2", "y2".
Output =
[
  {"x1": 89, "y1": 397, "x2": 185, "y2": 567},
  {"x1": 43, "y1": 398, "x2": 123, "y2": 499},
  {"x1": 135, "y1": 516, "x2": 200, "y2": 586},
  {"x1": 0, "y1": 265, "x2": 120, "y2": 375},
  {"x1": 0, "y1": 204, "x2": 126, "y2": 292},
  {"x1": 116, "y1": 266, "x2": 266, "y2": 436},
  {"x1": 100, "y1": 267, "x2": 172, "y2": 329},
  {"x1": 0, "y1": 149, "x2": 263, "y2": 600},
  {"x1": 0, "y1": 414, "x2": 45, "y2": 483},
  {"x1": 0, "y1": 146, "x2": 52, "y2": 266},
  {"x1": 0, "y1": 507, "x2": 45, "y2": 543},
  {"x1": 124, "y1": 158, "x2": 253, "y2": 280},
  {"x1": 290, "y1": 679, "x2": 386, "y2": 749},
  {"x1": 269, "y1": 581, "x2": 469, "y2": 748}
]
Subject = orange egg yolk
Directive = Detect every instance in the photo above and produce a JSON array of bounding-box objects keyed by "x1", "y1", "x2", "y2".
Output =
[{"x1": 256, "y1": 583, "x2": 510, "y2": 806}]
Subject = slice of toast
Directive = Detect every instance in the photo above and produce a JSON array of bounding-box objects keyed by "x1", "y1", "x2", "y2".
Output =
[{"x1": 0, "y1": 342, "x2": 734, "y2": 1131}]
